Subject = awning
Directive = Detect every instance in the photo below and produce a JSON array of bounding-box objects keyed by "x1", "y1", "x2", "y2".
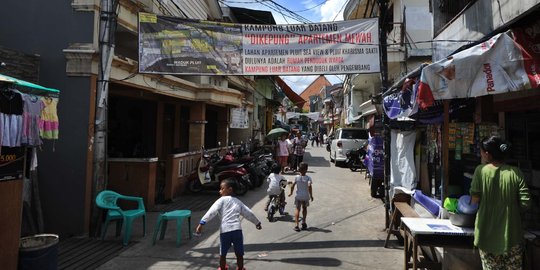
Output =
[
  {"x1": 417, "y1": 28, "x2": 540, "y2": 109},
  {"x1": 274, "y1": 77, "x2": 306, "y2": 108},
  {"x1": 0, "y1": 73, "x2": 60, "y2": 93}
]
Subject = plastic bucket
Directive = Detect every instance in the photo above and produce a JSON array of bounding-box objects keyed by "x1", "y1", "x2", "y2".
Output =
[{"x1": 18, "y1": 234, "x2": 59, "y2": 270}]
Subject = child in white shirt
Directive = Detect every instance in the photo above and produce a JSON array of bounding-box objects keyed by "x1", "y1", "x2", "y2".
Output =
[
  {"x1": 288, "y1": 162, "x2": 314, "y2": 231},
  {"x1": 196, "y1": 179, "x2": 262, "y2": 270},
  {"x1": 265, "y1": 164, "x2": 287, "y2": 213}
]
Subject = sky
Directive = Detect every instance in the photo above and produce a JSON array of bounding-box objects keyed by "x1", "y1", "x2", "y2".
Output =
[{"x1": 221, "y1": 0, "x2": 349, "y2": 94}]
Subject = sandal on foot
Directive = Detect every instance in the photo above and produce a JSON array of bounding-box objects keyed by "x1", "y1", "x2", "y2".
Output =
[{"x1": 293, "y1": 226, "x2": 301, "y2": 232}]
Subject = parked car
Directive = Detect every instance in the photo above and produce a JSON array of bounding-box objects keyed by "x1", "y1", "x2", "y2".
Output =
[{"x1": 330, "y1": 128, "x2": 369, "y2": 166}]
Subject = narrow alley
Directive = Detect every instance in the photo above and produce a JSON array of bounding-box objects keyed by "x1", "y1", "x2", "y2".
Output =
[{"x1": 96, "y1": 145, "x2": 402, "y2": 270}]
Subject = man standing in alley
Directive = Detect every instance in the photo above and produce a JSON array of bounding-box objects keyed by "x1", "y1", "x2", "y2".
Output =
[{"x1": 292, "y1": 132, "x2": 307, "y2": 172}]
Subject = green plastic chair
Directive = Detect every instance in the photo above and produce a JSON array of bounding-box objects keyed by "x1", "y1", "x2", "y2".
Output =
[
  {"x1": 152, "y1": 210, "x2": 192, "y2": 247},
  {"x1": 95, "y1": 190, "x2": 146, "y2": 246}
]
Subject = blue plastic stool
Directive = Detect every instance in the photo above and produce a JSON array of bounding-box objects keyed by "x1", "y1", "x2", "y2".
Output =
[{"x1": 152, "y1": 210, "x2": 192, "y2": 247}]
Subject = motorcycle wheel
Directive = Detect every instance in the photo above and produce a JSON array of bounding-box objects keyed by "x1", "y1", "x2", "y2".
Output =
[
  {"x1": 279, "y1": 205, "x2": 285, "y2": 215},
  {"x1": 188, "y1": 179, "x2": 203, "y2": 193},
  {"x1": 267, "y1": 204, "x2": 275, "y2": 222},
  {"x1": 234, "y1": 177, "x2": 249, "y2": 196},
  {"x1": 348, "y1": 160, "x2": 357, "y2": 171},
  {"x1": 248, "y1": 174, "x2": 257, "y2": 190}
]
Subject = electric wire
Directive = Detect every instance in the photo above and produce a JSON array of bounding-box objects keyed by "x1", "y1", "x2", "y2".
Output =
[
  {"x1": 291, "y1": 0, "x2": 328, "y2": 13},
  {"x1": 220, "y1": 2, "x2": 280, "y2": 24},
  {"x1": 219, "y1": 0, "x2": 478, "y2": 47},
  {"x1": 266, "y1": 0, "x2": 313, "y2": 23},
  {"x1": 331, "y1": 0, "x2": 348, "y2": 22},
  {"x1": 256, "y1": 0, "x2": 309, "y2": 23},
  {"x1": 259, "y1": 0, "x2": 290, "y2": 24},
  {"x1": 224, "y1": 0, "x2": 313, "y2": 24}
]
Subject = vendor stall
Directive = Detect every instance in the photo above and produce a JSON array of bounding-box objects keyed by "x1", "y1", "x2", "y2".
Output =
[
  {"x1": 381, "y1": 17, "x2": 540, "y2": 269},
  {"x1": 0, "y1": 73, "x2": 60, "y2": 269}
]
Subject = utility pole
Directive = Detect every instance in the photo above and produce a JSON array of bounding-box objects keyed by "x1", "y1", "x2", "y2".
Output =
[
  {"x1": 90, "y1": 0, "x2": 118, "y2": 236},
  {"x1": 378, "y1": 0, "x2": 391, "y2": 229}
]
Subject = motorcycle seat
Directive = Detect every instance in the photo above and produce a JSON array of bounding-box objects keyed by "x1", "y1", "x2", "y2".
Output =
[{"x1": 214, "y1": 163, "x2": 243, "y2": 173}]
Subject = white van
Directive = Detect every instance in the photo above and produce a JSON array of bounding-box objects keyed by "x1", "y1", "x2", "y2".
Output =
[{"x1": 329, "y1": 128, "x2": 369, "y2": 165}]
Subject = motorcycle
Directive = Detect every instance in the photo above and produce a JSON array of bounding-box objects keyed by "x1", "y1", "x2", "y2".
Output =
[
  {"x1": 267, "y1": 179, "x2": 288, "y2": 222},
  {"x1": 188, "y1": 146, "x2": 250, "y2": 195},
  {"x1": 345, "y1": 146, "x2": 367, "y2": 172},
  {"x1": 221, "y1": 143, "x2": 263, "y2": 189}
]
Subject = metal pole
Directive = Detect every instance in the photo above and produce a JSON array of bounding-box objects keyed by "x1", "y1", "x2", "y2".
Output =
[
  {"x1": 378, "y1": 0, "x2": 391, "y2": 229},
  {"x1": 90, "y1": 0, "x2": 117, "y2": 236}
]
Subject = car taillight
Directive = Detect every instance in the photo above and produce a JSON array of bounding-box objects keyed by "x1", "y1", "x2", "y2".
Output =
[{"x1": 337, "y1": 140, "x2": 342, "y2": 148}]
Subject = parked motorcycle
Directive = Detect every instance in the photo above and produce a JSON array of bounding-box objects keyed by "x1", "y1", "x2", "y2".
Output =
[
  {"x1": 188, "y1": 146, "x2": 250, "y2": 195},
  {"x1": 221, "y1": 143, "x2": 262, "y2": 189},
  {"x1": 345, "y1": 146, "x2": 367, "y2": 172},
  {"x1": 267, "y1": 179, "x2": 288, "y2": 222}
]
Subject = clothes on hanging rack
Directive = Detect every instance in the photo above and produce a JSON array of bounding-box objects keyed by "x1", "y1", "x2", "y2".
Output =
[
  {"x1": 0, "y1": 87, "x2": 59, "y2": 147},
  {"x1": 0, "y1": 89, "x2": 23, "y2": 147},
  {"x1": 21, "y1": 94, "x2": 44, "y2": 146},
  {"x1": 39, "y1": 97, "x2": 59, "y2": 140}
]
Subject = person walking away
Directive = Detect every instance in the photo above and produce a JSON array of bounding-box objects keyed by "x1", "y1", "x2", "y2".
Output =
[
  {"x1": 309, "y1": 132, "x2": 315, "y2": 147},
  {"x1": 275, "y1": 134, "x2": 290, "y2": 174},
  {"x1": 286, "y1": 134, "x2": 295, "y2": 172},
  {"x1": 288, "y1": 162, "x2": 313, "y2": 231},
  {"x1": 314, "y1": 132, "x2": 320, "y2": 147},
  {"x1": 265, "y1": 164, "x2": 287, "y2": 212},
  {"x1": 196, "y1": 179, "x2": 262, "y2": 270},
  {"x1": 292, "y1": 132, "x2": 307, "y2": 171},
  {"x1": 470, "y1": 136, "x2": 530, "y2": 270}
]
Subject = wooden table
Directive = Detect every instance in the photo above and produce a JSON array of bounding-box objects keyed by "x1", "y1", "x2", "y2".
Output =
[{"x1": 400, "y1": 218, "x2": 474, "y2": 270}]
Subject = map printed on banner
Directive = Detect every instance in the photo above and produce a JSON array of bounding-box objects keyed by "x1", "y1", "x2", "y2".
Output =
[{"x1": 138, "y1": 13, "x2": 380, "y2": 75}]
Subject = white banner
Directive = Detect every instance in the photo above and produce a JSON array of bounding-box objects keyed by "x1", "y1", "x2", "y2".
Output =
[
  {"x1": 242, "y1": 19, "x2": 380, "y2": 75},
  {"x1": 139, "y1": 14, "x2": 380, "y2": 75}
]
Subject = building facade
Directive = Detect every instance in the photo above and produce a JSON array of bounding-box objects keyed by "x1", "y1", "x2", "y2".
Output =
[
  {"x1": 0, "y1": 0, "x2": 282, "y2": 237},
  {"x1": 342, "y1": 0, "x2": 433, "y2": 126}
]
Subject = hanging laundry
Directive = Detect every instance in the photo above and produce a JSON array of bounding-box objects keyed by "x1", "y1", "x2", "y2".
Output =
[
  {"x1": 20, "y1": 93, "x2": 44, "y2": 146},
  {"x1": 39, "y1": 97, "x2": 59, "y2": 139},
  {"x1": 0, "y1": 89, "x2": 23, "y2": 147}
]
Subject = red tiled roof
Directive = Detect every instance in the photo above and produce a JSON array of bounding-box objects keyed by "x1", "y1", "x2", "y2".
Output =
[{"x1": 298, "y1": 75, "x2": 332, "y2": 111}]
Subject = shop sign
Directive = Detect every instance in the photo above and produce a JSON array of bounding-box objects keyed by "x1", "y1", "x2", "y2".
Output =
[{"x1": 0, "y1": 147, "x2": 24, "y2": 182}]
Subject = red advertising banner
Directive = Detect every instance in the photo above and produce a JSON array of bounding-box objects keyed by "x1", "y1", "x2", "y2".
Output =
[{"x1": 138, "y1": 13, "x2": 379, "y2": 75}]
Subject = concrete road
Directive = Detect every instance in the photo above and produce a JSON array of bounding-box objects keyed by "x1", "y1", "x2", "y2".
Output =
[{"x1": 97, "y1": 145, "x2": 403, "y2": 270}]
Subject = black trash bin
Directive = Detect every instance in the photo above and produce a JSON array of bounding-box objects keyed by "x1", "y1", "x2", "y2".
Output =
[{"x1": 18, "y1": 234, "x2": 59, "y2": 270}]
